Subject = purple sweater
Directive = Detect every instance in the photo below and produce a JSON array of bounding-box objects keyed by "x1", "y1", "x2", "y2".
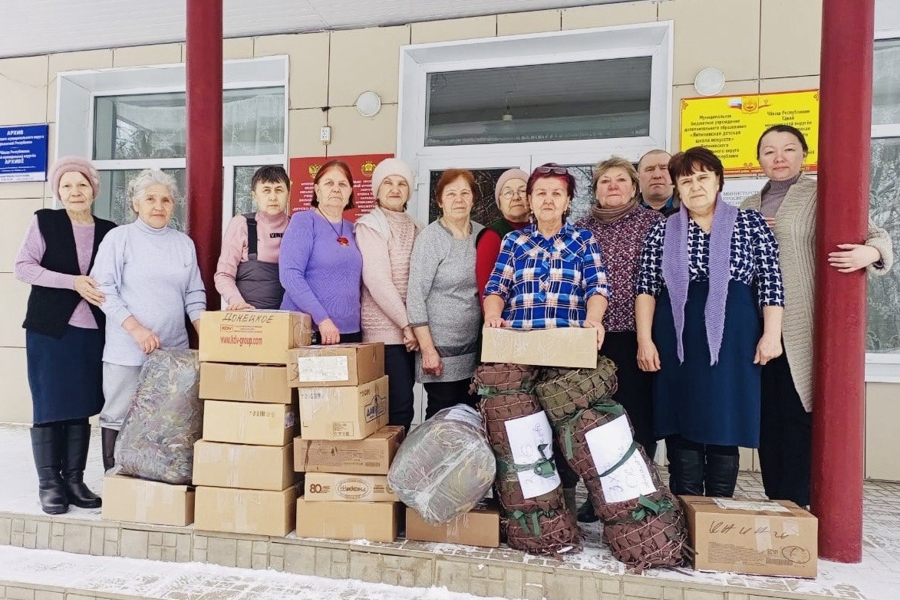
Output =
[{"x1": 279, "y1": 210, "x2": 362, "y2": 333}]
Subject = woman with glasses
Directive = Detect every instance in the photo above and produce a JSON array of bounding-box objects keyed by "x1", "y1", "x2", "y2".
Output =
[
  {"x1": 573, "y1": 156, "x2": 664, "y2": 522},
  {"x1": 483, "y1": 163, "x2": 610, "y2": 511},
  {"x1": 475, "y1": 168, "x2": 530, "y2": 303},
  {"x1": 407, "y1": 169, "x2": 484, "y2": 418}
]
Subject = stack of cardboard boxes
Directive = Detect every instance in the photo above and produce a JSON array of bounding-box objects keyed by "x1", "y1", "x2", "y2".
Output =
[
  {"x1": 191, "y1": 310, "x2": 312, "y2": 536},
  {"x1": 287, "y1": 344, "x2": 401, "y2": 543}
]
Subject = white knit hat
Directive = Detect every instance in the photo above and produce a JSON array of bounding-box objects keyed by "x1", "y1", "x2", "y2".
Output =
[{"x1": 371, "y1": 158, "x2": 415, "y2": 197}]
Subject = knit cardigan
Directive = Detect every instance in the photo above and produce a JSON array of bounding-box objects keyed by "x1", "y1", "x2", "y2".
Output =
[{"x1": 741, "y1": 175, "x2": 894, "y2": 412}]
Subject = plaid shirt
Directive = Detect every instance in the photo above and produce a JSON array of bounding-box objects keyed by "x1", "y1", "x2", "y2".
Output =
[{"x1": 484, "y1": 223, "x2": 610, "y2": 329}]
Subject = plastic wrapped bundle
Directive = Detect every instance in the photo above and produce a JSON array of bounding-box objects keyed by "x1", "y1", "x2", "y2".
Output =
[
  {"x1": 115, "y1": 349, "x2": 202, "y2": 484},
  {"x1": 388, "y1": 405, "x2": 495, "y2": 524},
  {"x1": 476, "y1": 363, "x2": 581, "y2": 556}
]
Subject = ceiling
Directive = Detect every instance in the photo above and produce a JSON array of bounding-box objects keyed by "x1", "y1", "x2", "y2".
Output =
[{"x1": 0, "y1": 0, "x2": 639, "y2": 59}]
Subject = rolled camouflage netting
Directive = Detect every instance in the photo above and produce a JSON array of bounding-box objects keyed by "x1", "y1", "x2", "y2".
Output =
[
  {"x1": 476, "y1": 363, "x2": 581, "y2": 556},
  {"x1": 388, "y1": 405, "x2": 496, "y2": 524},
  {"x1": 534, "y1": 361, "x2": 687, "y2": 571},
  {"x1": 115, "y1": 349, "x2": 202, "y2": 485}
]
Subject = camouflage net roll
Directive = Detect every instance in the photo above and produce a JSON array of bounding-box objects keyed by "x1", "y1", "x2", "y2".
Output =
[
  {"x1": 534, "y1": 363, "x2": 687, "y2": 571},
  {"x1": 476, "y1": 363, "x2": 581, "y2": 556}
]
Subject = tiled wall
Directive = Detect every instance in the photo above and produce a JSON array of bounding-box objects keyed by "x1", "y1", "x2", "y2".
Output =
[{"x1": 0, "y1": 0, "x2": 895, "y2": 478}]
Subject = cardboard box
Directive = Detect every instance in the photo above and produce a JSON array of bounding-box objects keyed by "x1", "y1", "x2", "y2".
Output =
[
  {"x1": 480, "y1": 327, "x2": 598, "y2": 369},
  {"x1": 287, "y1": 343, "x2": 385, "y2": 388},
  {"x1": 294, "y1": 426, "x2": 404, "y2": 474},
  {"x1": 199, "y1": 310, "x2": 312, "y2": 364},
  {"x1": 199, "y1": 363, "x2": 294, "y2": 404},
  {"x1": 194, "y1": 485, "x2": 298, "y2": 537},
  {"x1": 298, "y1": 376, "x2": 388, "y2": 440},
  {"x1": 406, "y1": 506, "x2": 500, "y2": 548},
  {"x1": 192, "y1": 440, "x2": 297, "y2": 491},
  {"x1": 296, "y1": 497, "x2": 400, "y2": 542},
  {"x1": 681, "y1": 496, "x2": 818, "y2": 578},
  {"x1": 102, "y1": 474, "x2": 194, "y2": 527},
  {"x1": 304, "y1": 473, "x2": 398, "y2": 502},
  {"x1": 202, "y1": 400, "x2": 297, "y2": 446}
]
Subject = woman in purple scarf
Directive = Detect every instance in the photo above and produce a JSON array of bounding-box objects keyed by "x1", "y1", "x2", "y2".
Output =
[{"x1": 635, "y1": 147, "x2": 785, "y2": 498}]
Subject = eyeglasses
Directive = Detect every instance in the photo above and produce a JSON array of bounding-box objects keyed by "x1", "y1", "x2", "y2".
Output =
[
  {"x1": 535, "y1": 165, "x2": 569, "y2": 176},
  {"x1": 499, "y1": 189, "x2": 526, "y2": 199}
]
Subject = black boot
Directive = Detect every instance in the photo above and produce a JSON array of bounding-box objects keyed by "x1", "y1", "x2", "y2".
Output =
[
  {"x1": 62, "y1": 422, "x2": 102, "y2": 509},
  {"x1": 704, "y1": 453, "x2": 740, "y2": 498},
  {"x1": 30, "y1": 426, "x2": 68, "y2": 515},
  {"x1": 101, "y1": 427, "x2": 118, "y2": 472},
  {"x1": 576, "y1": 498, "x2": 599, "y2": 523},
  {"x1": 668, "y1": 446, "x2": 705, "y2": 496}
]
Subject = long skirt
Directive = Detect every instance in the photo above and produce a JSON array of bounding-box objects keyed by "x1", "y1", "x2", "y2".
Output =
[
  {"x1": 652, "y1": 280, "x2": 762, "y2": 448},
  {"x1": 26, "y1": 326, "x2": 104, "y2": 424}
]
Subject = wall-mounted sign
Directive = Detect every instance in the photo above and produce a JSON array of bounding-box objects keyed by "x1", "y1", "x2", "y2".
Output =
[
  {"x1": 0, "y1": 124, "x2": 50, "y2": 183},
  {"x1": 289, "y1": 154, "x2": 393, "y2": 222},
  {"x1": 680, "y1": 90, "x2": 819, "y2": 175}
]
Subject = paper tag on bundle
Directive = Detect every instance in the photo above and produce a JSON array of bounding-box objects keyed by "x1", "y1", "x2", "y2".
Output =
[
  {"x1": 504, "y1": 413, "x2": 561, "y2": 499},
  {"x1": 584, "y1": 415, "x2": 634, "y2": 475},
  {"x1": 297, "y1": 356, "x2": 349, "y2": 382},
  {"x1": 599, "y1": 452, "x2": 656, "y2": 503},
  {"x1": 442, "y1": 406, "x2": 483, "y2": 429}
]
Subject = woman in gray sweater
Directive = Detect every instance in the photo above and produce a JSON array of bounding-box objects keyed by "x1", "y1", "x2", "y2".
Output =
[
  {"x1": 91, "y1": 169, "x2": 206, "y2": 470},
  {"x1": 407, "y1": 169, "x2": 483, "y2": 419}
]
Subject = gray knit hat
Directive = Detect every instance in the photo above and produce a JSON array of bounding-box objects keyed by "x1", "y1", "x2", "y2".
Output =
[{"x1": 49, "y1": 156, "x2": 100, "y2": 200}]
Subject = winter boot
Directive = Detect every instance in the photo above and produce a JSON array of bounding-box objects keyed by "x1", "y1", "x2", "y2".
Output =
[
  {"x1": 62, "y1": 422, "x2": 102, "y2": 509},
  {"x1": 668, "y1": 446, "x2": 705, "y2": 496},
  {"x1": 101, "y1": 427, "x2": 118, "y2": 472},
  {"x1": 576, "y1": 498, "x2": 599, "y2": 523},
  {"x1": 30, "y1": 426, "x2": 68, "y2": 515},
  {"x1": 704, "y1": 453, "x2": 740, "y2": 498}
]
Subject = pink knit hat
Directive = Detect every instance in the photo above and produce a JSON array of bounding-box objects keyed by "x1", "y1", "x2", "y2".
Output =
[
  {"x1": 49, "y1": 156, "x2": 100, "y2": 200},
  {"x1": 494, "y1": 168, "x2": 529, "y2": 207},
  {"x1": 371, "y1": 158, "x2": 415, "y2": 197}
]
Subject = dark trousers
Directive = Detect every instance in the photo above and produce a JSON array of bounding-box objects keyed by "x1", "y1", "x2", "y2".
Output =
[
  {"x1": 602, "y1": 331, "x2": 657, "y2": 460},
  {"x1": 384, "y1": 344, "x2": 415, "y2": 432},
  {"x1": 759, "y1": 352, "x2": 811, "y2": 507},
  {"x1": 423, "y1": 379, "x2": 478, "y2": 420},
  {"x1": 554, "y1": 439, "x2": 580, "y2": 489},
  {"x1": 311, "y1": 331, "x2": 363, "y2": 344}
]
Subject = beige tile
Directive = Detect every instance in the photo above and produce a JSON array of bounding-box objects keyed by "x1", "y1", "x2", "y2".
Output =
[
  {"x1": 411, "y1": 16, "x2": 495, "y2": 44},
  {"x1": 47, "y1": 49, "x2": 114, "y2": 122},
  {"x1": 254, "y1": 32, "x2": 329, "y2": 110},
  {"x1": 289, "y1": 108, "x2": 328, "y2": 158},
  {"x1": 113, "y1": 43, "x2": 183, "y2": 68},
  {"x1": 329, "y1": 27, "x2": 410, "y2": 107},
  {"x1": 739, "y1": 447, "x2": 754, "y2": 471},
  {"x1": 0, "y1": 56, "x2": 49, "y2": 126},
  {"x1": 497, "y1": 10, "x2": 561, "y2": 37},
  {"x1": 759, "y1": 75, "x2": 819, "y2": 94},
  {"x1": 562, "y1": 1, "x2": 657, "y2": 29},
  {"x1": 0, "y1": 198, "x2": 44, "y2": 273},
  {"x1": 0, "y1": 348, "x2": 32, "y2": 424},
  {"x1": 0, "y1": 275, "x2": 29, "y2": 348},
  {"x1": 0, "y1": 183, "x2": 45, "y2": 201},
  {"x1": 223, "y1": 37, "x2": 255, "y2": 60},
  {"x1": 760, "y1": 0, "x2": 822, "y2": 79},
  {"x1": 672, "y1": 81, "x2": 760, "y2": 151},
  {"x1": 866, "y1": 382, "x2": 900, "y2": 480},
  {"x1": 659, "y1": 0, "x2": 761, "y2": 86},
  {"x1": 325, "y1": 105, "x2": 398, "y2": 156}
]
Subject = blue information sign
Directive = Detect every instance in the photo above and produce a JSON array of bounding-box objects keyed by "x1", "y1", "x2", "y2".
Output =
[{"x1": 0, "y1": 124, "x2": 50, "y2": 183}]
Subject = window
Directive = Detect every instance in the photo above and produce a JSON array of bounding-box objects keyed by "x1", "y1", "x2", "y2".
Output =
[{"x1": 56, "y1": 56, "x2": 289, "y2": 231}]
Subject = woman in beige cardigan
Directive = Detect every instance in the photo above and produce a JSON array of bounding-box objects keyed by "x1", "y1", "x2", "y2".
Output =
[{"x1": 741, "y1": 124, "x2": 893, "y2": 508}]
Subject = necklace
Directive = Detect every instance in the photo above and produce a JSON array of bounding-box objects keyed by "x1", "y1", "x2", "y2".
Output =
[{"x1": 317, "y1": 208, "x2": 349, "y2": 246}]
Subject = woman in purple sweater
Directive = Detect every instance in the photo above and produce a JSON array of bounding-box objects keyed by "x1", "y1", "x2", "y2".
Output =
[
  {"x1": 280, "y1": 160, "x2": 363, "y2": 344},
  {"x1": 14, "y1": 157, "x2": 116, "y2": 515}
]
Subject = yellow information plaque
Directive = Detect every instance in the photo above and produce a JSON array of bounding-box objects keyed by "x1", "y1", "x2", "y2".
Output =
[{"x1": 680, "y1": 90, "x2": 819, "y2": 174}]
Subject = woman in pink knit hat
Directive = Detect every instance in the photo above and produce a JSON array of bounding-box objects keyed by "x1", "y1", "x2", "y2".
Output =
[
  {"x1": 355, "y1": 158, "x2": 422, "y2": 430},
  {"x1": 14, "y1": 156, "x2": 117, "y2": 515}
]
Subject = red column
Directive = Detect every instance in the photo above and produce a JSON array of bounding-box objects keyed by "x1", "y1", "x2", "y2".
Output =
[
  {"x1": 812, "y1": 0, "x2": 874, "y2": 563},
  {"x1": 185, "y1": 0, "x2": 223, "y2": 310}
]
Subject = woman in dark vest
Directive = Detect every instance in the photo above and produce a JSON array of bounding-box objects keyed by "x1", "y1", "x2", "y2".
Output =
[
  {"x1": 215, "y1": 165, "x2": 291, "y2": 310},
  {"x1": 475, "y1": 168, "x2": 530, "y2": 304},
  {"x1": 14, "y1": 156, "x2": 116, "y2": 514}
]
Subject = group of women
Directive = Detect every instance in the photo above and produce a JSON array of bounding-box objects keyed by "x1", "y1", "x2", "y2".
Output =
[{"x1": 16, "y1": 124, "x2": 893, "y2": 519}]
